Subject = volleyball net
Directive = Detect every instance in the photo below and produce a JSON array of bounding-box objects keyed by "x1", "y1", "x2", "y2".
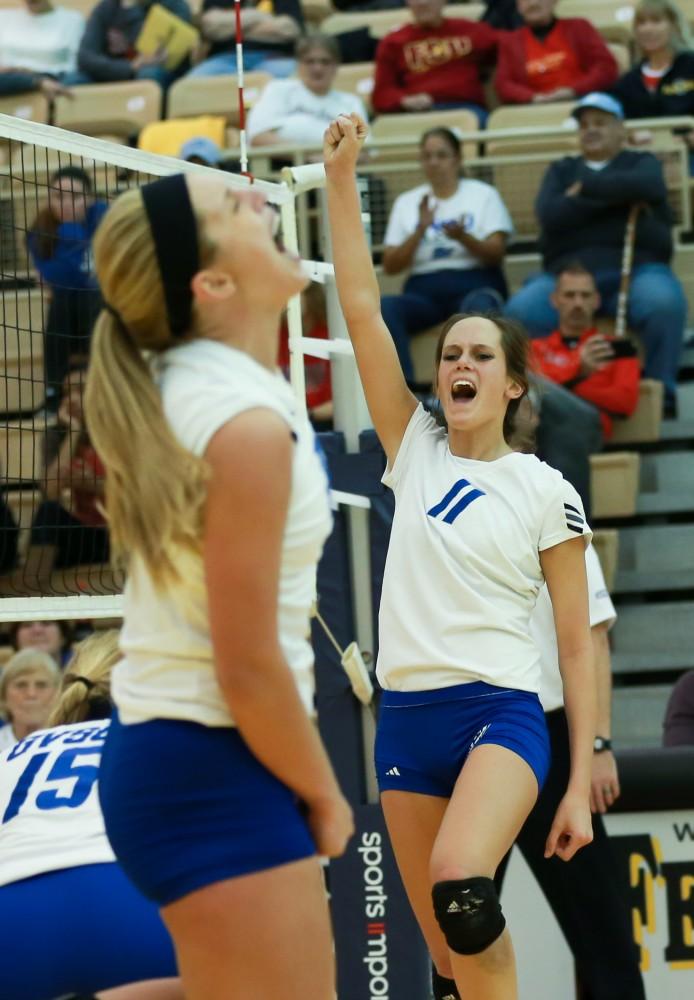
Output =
[{"x1": 0, "y1": 112, "x2": 369, "y2": 625}]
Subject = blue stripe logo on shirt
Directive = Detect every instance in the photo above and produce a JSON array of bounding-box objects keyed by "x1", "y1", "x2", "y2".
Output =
[{"x1": 427, "y1": 479, "x2": 486, "y2": 525}]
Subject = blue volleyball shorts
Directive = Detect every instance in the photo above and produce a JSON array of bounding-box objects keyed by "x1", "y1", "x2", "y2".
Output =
[
  {"x1": 375, "y1": 680, "x2": 550, "y2": 797},
  {"x1": 99, "y1": 711, "x2": 317, "y2": 907}
]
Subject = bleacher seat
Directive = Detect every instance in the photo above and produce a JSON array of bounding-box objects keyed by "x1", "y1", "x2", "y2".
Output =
[
  {"x1": 302, "y1": 0, "x2": 334, "y2": 27},
  {"x1": 610, "y1": 379, "x2": 663, "y2": 445},
  {"x1": 53, "y1": 81, "x2": 162, "y2": 140},
  {"x1": 138, "y1": 115, "x2": 227, "y2": 157},
  {"x1": 556, "y1": 0, "x2": 635, "y2": 43},
  {"x1": 0, "y1": 92, "x2": 50, "y2": 130},
  {"x1": 592, "y1": 528, "x2": 619, "y2": 593},
  {"x1": 487, "y1": 102, "x2": 577, "y2": 149},
  {"x1": 1, "y1": 289, "x2": 46, "y2": 414},
  {"x1": 371, "y1": 108, "x2": 480, "y2": 161},
  {"x1": 607, "y1": 42, "x2": 630, "y2": 74},
  {"x1": 590, "y1": 451, "x2": 641, "y2": 519},
  {"x1": 168, "y1": 73, "x2": 271, "y2": 126},
  {"x1": 334, "y1": 62, "x2": 375, "y2": 115},
  {"x1": 322, "y1": 4, "x2": 484, "y2": 39},
  {"x1": 3, "y1": 489, "x2": 40, "y2": 560},
  {"x1": 0, "y1": 422, "x2": 44, "y2": 486}
]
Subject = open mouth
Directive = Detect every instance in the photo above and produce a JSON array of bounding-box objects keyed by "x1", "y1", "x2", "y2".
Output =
[{"x1": 451, "y1": 378, "x2": 477, "y2": 402}]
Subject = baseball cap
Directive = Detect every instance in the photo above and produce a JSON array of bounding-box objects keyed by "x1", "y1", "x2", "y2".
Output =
[
  {"x1": 572, "y1": 92, "x2": 624, "y2": 121},
  {"x1": 180, "y1": 137, "x2": 222, "y2": 165}
]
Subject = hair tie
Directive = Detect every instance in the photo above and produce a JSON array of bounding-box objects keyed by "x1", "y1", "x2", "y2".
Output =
[
  {"x1": 68, "y1": 674, "x2": 95, "y2": 690},
  {"x1": 141, "y1": 174, "x2": 199, "y2": 338},
  {"x1": 103, "y1": 300, "x2": 129, "y2": 334}
]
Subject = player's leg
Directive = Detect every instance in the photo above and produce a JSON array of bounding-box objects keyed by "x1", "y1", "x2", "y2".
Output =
[
  {"x1": 431, "y1": 743, "x2": 540, "y2": 1000},
  {"x1": 381, "y1": 790, "x2": 452, "y2": 977},
  {"x1": 161, "y1": 856, "x2": 334, "y2": 1000}
]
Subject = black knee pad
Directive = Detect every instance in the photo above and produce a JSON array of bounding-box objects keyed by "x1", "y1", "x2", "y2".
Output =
[
  {"x1": 432, "y1": 968, "x2": 461, "y2": 999},
  {"x1": 432, "y1": 877, "x2": 506, "y2": 955}
]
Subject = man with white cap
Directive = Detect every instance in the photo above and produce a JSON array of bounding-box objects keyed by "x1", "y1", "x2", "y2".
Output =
[{"x1": 506, "y1": 91, "x2": 686, "y2": 417}]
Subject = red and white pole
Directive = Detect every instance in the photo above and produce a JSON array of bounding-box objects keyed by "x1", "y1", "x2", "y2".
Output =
[{"x1": 234, "y1": 0, "x2": 250, "y2": 176}]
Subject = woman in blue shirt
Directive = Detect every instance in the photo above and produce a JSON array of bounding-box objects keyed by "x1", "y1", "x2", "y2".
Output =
[{"x1": 28, "y1": 165, "x2": 107, "y2": 409}]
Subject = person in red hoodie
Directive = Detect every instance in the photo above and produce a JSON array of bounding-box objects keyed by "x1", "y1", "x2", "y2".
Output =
[
  {"x1": 495, "y1": 0, "x2": 618, "y2": 104},
  {"x1": 372, "y1": 0, "x2": 498, "y2": 123},
  {"x1": 531, "y1": 263, "x2": 640, "y2": 437}
]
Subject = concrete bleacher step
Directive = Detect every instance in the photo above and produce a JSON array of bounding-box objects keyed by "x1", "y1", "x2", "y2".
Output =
[
  {"x1": 610, "y1": 600, "x2": 694, "y2": 674},
  {"x1": 614, "y1": 524, "x2": 694, "y2": 594},
  {"x1": 612, "y1": 684, "x2": 672, "y2": 749},
  {"x1": 637, "y1": 450, "x2": 694, "y2": 515}
]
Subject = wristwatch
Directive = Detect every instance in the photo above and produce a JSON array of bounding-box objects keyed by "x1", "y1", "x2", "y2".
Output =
[{"x1": 593, "y1": 736, "x2": 612, "y2": 753}]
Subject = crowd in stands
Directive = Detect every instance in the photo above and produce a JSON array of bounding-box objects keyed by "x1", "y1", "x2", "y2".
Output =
[{"x1": 1, "y1": 0, "x2": 693, "y2": 743}]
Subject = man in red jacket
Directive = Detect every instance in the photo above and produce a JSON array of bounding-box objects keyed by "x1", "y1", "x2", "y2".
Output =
[
  {"x1": 495, "y1": 0, "x2": 617, "y2": 104},
  {"x1": 531, "y1": 263, "x2": 640, "y2": 437},
  {"x1": 372, "y1": 0, "x2": 497, "y2": 121}
]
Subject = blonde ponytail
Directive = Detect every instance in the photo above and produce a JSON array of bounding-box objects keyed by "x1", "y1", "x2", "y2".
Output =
[
  {"x1": 84, "y1": 187, "x2": 209, "y2": 587},
  {"x1": 48, "y1": 629, "x2": 121, "y2": 727}
]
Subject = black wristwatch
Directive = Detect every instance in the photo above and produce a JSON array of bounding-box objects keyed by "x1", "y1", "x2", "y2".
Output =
[{"x1": 593, "y1": 736, "x2": 612, "y2": 753}]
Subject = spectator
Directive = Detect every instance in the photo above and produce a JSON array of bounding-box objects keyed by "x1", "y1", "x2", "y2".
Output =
[
  {"x1": 180, "y1": 135, "x2": 223, "y2": 165},
  {"x1": 663, "y1": 670, "x2": 694, "y2": 746},
  {"x1": 0, "y1": 0, "x2": 82, "y2": 98},
  {"x1": 612, "y1": 0, "x2": 694, "y2": 170},
  {"x1": 496, "y1": 0, "x2": 618, "y2": 105},
  {"x1": 278, "y1": 284, "x2": 333, "y2": 427},
  {"x1": 0, "y1": 631, "x2": 181, "y2": 1000},
  {"x1": 0, "y1": 648, "x2": 60, "y2": 751},
  {"x1": 505, "y1": 92, "x2": 686, "y2": 416},
  {"x1": 531, "y1": 263, "x2": 641, "y2": 437},
  {"x1": 70, "y1": 0, "x2": 192, "y2": 87},
  {"x1": 24, "y1": 367, "x2": 108, "y2": 589},
  {"x1": 380, "y1": 126, "x2": 513, "y2": 382},
  {"x1": 8, "y1": 618, "x2": 74, "y2": 667},
  {"x1": 189, "y1": 0, "x2": 302, "y2": 78},
  {"x1": 372, "y1": 0, "x2": 497, "y2": 122},
  {"x1": 248, "y1": 34, "x2": 369, "y2": 148},
  {"x1": 28, "y1": 166, "x2": 107, "y2": 409}
]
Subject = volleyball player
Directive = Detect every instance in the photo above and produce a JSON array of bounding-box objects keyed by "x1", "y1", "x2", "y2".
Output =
[
  {"x1": 84, "y1": 173, "x2": 353, "y2": 1000},
  {"x1": 324, "y1": 113, "x2": 595, "y2": 1000},
  {"x1": 0, "y1": 630, "x2": 180, "y2": 1000}
]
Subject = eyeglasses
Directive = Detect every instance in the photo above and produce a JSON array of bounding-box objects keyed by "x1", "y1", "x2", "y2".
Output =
[{"x1": 300, "y1": 57, "x2": 336, "y2": 66}]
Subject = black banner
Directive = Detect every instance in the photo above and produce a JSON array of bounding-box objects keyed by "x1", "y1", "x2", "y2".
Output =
[{"x1": 330, "y1": 804, "x2": 431, "y2": 1000}]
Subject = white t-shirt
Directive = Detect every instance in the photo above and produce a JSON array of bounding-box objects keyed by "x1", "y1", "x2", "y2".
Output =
[
  {"x1": 532, "y1": 543, "x2": 616, "y2": 713},
  {"x1": 247, "y1": 79, "x2": 369, "y2": 147},
  {"x1": 377, "y1": 405, "x2": 592, "y2": 693},
  {"x1": 0, "y1": 7, "x2": 84, "y2": 75},
  {"x1": 383, "y1": 179, "x2": 513, "y2": 276},
  {"x1": 113, "y1": 339, "x2": 332, "y2": 728},
  {"x1": 0, "y1": 720, "x2": 114, "y2": 887}
]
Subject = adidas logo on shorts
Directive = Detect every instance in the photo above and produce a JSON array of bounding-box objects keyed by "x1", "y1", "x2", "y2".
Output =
[{"x1": 385, "y1": 766, "x2": 401, "y2": 777}]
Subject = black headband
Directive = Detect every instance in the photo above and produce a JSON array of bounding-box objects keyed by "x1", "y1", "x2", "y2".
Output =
[{"x1": 141, "y1": 174, "x2": 199, "y2": 338}]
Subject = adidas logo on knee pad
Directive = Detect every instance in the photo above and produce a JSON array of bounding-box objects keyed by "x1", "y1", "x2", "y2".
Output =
[{"x1": 432, "y1": 877, "x2": 506, "y2": 956}]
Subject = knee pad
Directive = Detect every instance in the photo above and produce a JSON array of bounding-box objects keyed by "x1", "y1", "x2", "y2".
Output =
[
  {"x1": 432, "y1": 877, "x2": 506, "y2": 955},
  {"x1": 432, "y1": 968, "x2": 461, "y2": 999}
]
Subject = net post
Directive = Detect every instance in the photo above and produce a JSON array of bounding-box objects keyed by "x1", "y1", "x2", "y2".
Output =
[{"x1": 319, "y1": 183, "x2": 378, "y2": 804}]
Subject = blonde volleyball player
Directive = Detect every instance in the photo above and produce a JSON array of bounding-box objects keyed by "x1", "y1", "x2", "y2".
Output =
[
  {"x1": 0, "y1": 631, "x2": 180, "y2": 1000},
  {"x1": 84, "y1": 174, "x2": 353, "y2": 1000},
  {"x1": 324, "y1": 114, "x2": 595, "y2": 1000}
]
